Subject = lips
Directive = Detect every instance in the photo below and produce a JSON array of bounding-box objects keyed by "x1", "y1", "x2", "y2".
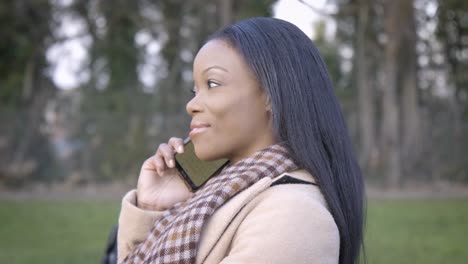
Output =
[{"x1": 189, "y1": 121, "x2": 210, "y2": 137}]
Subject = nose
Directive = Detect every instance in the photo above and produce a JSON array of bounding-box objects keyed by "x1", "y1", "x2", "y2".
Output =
[{"x1": 186, "y1": 93, "x2": 203, "y2": 116}]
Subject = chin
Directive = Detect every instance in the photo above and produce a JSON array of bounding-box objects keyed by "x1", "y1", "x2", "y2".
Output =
[{"x1": 193, "y1": 142, "x2": 226, "y2": 161}]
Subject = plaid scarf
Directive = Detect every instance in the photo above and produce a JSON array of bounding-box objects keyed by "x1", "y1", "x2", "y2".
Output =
[{"x1": 122, "y1": 143, "x2": 298, "y2": 264}]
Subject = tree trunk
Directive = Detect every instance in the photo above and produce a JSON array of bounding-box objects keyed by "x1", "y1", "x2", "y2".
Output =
[
  {"x1": 382, "y1": 0, "x2": 402, "y2": 188},
  {"x1": 356, "y1": 0, "x2": 375, "y2": 174},
  {"x1": 10, "y1": 70, "x2": 53, "y2": 178},
  {"x1": 159, "y1": 1, "x2": 185, "y2": 114},
  {"x1": 218, "y1": 0, "x2": 232, "y2": 27},
  {"x1": 399, "y1": 0, "x2": 420, "y2": 179}
]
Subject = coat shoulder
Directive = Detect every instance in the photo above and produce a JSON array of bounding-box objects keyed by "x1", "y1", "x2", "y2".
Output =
[
  {"x1": 253, "y1": 179, "x2": 333, "y2": 224},
  {"x1": 221, "y1": 177, "x2": 340, "y2": 264}
]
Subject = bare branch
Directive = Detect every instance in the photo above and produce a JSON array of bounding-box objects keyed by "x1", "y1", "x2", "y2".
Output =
[
  {"x1": 297, "y1": 0, "x2": 334, "y2": 17},
  {"x1": 297, "y1": 0, "x2": 357, "y2": 17}
]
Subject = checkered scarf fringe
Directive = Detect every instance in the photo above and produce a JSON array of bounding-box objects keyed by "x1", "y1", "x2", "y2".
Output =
[{"x1": 122, "y1": 143, "x2": 298, "y2": 264}]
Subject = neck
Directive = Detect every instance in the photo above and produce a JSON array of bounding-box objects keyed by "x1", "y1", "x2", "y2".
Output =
[{"x1": 228, "y1": 139, "x2": 280, "y2": 165}]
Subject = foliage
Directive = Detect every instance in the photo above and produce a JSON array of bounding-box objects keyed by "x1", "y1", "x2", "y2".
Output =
[
  {"x1": 1, "y1": 0, "x2": 468, "y2": 186},
  {"x1": 322, "y1": 0, "x2": 468, "y2": 185},
  {"x1": 0, "y1": 1, "x2": 276, "y2": 184},
  {"x1": 436, "y1": 0, "x2": 468, "y2": 113},
  {"x1": 0, "y1": 0, "x2": 52, "y2": 106},
  {"x1": 0, "y1": 0, "x2": 56, "y2": 185}
]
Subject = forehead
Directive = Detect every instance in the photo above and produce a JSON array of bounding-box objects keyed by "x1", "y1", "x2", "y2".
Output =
[{"x1": 193, "y1": 39, "x2": 242, "y2": 72}]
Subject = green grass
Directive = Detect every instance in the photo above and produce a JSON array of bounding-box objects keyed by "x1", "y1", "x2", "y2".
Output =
[
  {"x1": 365, "y1": 199, "x2": 468, "y2": 264},
  {"x1": 0, "y1": 199, "x2": 467, "y2": 263},
  {"x1": 0, "y1": 200, "x2": 120, "y2": 264}
]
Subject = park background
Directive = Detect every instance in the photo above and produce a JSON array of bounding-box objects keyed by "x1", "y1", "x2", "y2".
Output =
[{"x1": 0, "y1": 0, "x2": 467, "y2": 263}]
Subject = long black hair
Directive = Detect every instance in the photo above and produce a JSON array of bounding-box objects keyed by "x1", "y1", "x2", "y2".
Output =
[{"x1": 207, "y1": 17, "x2": 365, "y2": 264}]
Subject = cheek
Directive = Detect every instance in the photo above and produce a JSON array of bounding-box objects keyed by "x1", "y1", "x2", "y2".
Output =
[{"x1": 213, "y1": 92, "x2": 266, "y2": 137}]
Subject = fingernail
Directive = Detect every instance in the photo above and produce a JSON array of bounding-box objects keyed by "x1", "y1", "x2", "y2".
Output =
[
  {"x1": 178, "y1": 146, "x2": 184, "y2": 153},
  {"x1": 169, "y1": 160, "x2": 175, "y2": 168}
]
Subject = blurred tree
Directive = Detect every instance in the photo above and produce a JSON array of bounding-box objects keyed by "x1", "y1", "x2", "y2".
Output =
[
  {"x1": 0, "y1": 0, "x2": 56, "y2": 185},
  {"x1": 398, "y1": 0, "x2": 420, "y2": 182},
  {"x1": 307, "y1": 0, "x2": 383, "y2": 179},
  {"x1": 4, "y1": 0, "x2": 464, "y2": 188},
  {"x1": 436, "y1": 0, "x2": 468, "y2": 181},
  {"x1": 355, "y1": 0, "x2": 376, "y2": 174},
  {"x1": 316, "y1": 0, "x2": 421, "y2": 187},
  {"x1": 437, "y1": 0, "x2": 468, "y2": 110},
  {"x1": 46, "y1": 0, "x2": 277, "y2": 183},
  {"x1": 314, "y1": 21, "x2": 344, "y2": 90},
  {"x1": 312, "y1": 0, "x2": 384, "y2": 181},
  {"x1": 381, "y1": 0, "x2": 404, "y2": 188},
  {"x1": 64, "y1": 0, "x2": 151, "y2": 182}
]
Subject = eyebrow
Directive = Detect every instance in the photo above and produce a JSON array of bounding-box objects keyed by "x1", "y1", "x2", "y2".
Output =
[{"x1": 203, "y1": 65, "x2": 229, "y2": 74}]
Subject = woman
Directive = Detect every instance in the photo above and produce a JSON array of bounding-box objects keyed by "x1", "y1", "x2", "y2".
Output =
[{"x1": 118, "y1": 17, "x2": 365, "y2": 264}]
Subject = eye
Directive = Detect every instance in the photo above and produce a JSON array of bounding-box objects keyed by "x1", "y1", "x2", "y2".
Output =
[
  {"x1": 207, "y1": 80, "x2": 220, "y2": 88},
  {"x1": 189, "y1": 86, "x2": 197, "y2": 96}
]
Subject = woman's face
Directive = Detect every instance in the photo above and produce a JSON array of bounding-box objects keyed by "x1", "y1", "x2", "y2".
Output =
[{"x1": 187, "y1": 39, "x2": 276, "y2": 163}]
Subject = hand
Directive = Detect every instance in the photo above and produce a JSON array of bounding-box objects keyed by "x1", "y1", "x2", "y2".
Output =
[{"x1": 136, "y1": 137, "x2": 193, "y2": 211}]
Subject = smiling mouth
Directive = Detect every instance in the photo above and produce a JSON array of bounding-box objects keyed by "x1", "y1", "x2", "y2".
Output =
[{"x1": 189, "y1": 126, "x2": 210, "y2": 137}]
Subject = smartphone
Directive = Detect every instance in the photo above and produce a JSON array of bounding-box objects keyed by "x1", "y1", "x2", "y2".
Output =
[{"x1": 175, "y1": 138, "x2": 229, "y2": 191}]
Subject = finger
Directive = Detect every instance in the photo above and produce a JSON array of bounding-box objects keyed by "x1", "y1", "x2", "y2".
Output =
[
  {"x1": 168, "y1": 137, "x2": 184, "y2": 153},
  {"x1": 141, "y1": 157, "x2": 156, "y2": 171},
  {"x1": 158, "y1": 143, "x2": 176, "y2": 169},
  {"x1": 152, "y1": 155, "x2": 166, "y2": 176},
  {"x1": 153, "y1": 144, "x2": 168, "y2": 174},
  {"x1": 142, "y1": 155, "x2": 163, "y2": 174}
]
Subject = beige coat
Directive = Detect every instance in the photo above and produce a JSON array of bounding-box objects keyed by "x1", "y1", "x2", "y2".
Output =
[{"x1": 117, "y1": 169, "x2": 339, "y2": 264}]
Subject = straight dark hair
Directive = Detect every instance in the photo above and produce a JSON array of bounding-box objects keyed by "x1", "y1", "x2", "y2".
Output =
[{"x1": 207, "y1": 17, "x2": 365, "y2": 264}]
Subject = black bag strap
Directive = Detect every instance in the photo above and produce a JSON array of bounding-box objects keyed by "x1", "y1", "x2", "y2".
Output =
[
  {"x1": 271, "y1": 174, "x2": 317, "y2": 187},
  {"x1": 102, "y1": 224, "x2": 118, "y2": 264}
]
